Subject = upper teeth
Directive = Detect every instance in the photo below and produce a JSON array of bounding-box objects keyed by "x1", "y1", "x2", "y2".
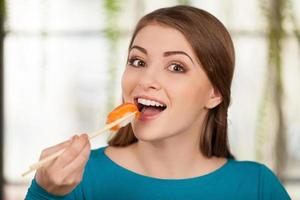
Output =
[{"x1": 137, "y1": 98, "x2": 166, "y2": 107}]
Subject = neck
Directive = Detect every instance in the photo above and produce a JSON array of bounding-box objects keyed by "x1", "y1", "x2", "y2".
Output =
[
  {"x1": 128, "y1": 110, "x2": 227, "y2": 179},
  {"x1": 132, "y1": 133, "x2": 216, "y2": 179}
]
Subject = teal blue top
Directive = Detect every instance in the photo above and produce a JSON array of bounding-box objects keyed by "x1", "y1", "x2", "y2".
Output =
[{"x1": 25, "y1": 146, "x2": 291, "y2": 200}]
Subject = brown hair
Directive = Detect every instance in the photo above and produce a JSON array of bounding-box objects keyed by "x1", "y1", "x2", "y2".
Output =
[{"x1": 108, "y1": 5, "x2": 235, "y2": 159}]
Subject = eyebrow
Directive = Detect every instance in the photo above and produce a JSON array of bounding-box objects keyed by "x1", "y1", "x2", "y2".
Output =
[
  {"x1": 164, "y1": 51, "x2": 194, "y2": 64},
  {"x1": 130, "y1": 45, "x2": 147, "y2": 54},
  {"x1": 129, "y1": 45, "x2": 195, "y2": 64}
]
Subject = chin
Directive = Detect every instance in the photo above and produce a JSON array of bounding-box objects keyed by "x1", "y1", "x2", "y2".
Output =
[
  {"x1": 133, "y1": 128, "x2": 176, "y2": 143},
  {"x1": 133, "y1": 130, "x2": 160, "y2": 142}
]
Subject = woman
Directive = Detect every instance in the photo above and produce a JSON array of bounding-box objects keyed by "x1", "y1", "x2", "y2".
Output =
[{"x1": 25, "y1": 5, "x2": 291, "y2": 199}]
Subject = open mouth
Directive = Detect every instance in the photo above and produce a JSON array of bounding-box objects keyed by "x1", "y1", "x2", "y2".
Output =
[{"x1": 134, "y1": 97, "x2": 167, "y2": 120}]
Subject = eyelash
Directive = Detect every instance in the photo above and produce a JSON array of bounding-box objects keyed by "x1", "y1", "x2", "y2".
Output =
[
  {"x1": 128, "y1": 57, "x2": 146, "y2": 68},
  {"x1": 167, "y1": 62, "x2": 186, "y2": 73},
  {"x1": 127, "y1": 57, "x2": 187, "y2": 73}
]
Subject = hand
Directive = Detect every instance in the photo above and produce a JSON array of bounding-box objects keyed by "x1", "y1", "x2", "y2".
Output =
[{"x1": 35, "y1": 133, "x2": 91, "y2": 196}]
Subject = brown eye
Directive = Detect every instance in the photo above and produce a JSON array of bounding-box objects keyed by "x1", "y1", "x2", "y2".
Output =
[
  {"x1": 128, "y1": 58, "x2": 146, "y2": 68},
  {"x1": 168, "y1": 63, "x2": 185, "y2": 73}
]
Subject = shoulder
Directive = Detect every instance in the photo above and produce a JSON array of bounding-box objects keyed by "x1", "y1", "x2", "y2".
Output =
[
  {"x1": 229, "y1": 159, "x2": 279, "y2": 181},
  {"x1": 89, "y1": 146, "x2": 107, "y2": 162},
  {"x1": 82, "y1": 146, "x2": 121, "y2": 185},
  {"x1": 85, "y1": 146, "x2": 111, "y2": 172},
  {"x1": 228, "y1": 159, "x2": 291, "y2": 199},
  {"x1": 82, "y1": 145, "x2": 139, "y2": 185},
  {"x1": 86, "y1": 145, "x2": 135, "y2": 170},
  {"x1": 227, "y1": 159, "x2": 264, "y2": 175},
  {"x1": 228, "y1": 159, "x2": 277, "y2": 181}
]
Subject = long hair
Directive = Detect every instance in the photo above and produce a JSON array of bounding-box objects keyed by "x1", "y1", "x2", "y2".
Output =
[{"x1": 108, "y1": 5, "x2": 235, "y2": 159}]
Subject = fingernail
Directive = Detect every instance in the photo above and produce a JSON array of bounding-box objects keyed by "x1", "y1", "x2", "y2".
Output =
[
  {"x1": 72, "y1": 135, "x2": 78, "y2": 141},
  {"x1": 82, "y1": 133, "x2": 89, "y2": 140}
]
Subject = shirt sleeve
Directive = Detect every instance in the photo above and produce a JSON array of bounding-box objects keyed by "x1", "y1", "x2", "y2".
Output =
[
  {"x1": 24, "y1": 179, "x2": 85, "y2": 200},
  {"x1": 259, "y1": 164, "x2": 291, "y2": 200}
]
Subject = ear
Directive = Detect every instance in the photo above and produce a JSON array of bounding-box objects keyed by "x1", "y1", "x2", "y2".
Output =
[{"x1": 205, "y1": 88, "x2": 222, "y2": 109}]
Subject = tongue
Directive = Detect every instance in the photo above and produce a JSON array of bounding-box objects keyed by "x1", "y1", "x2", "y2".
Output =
[{"x1": 142, "y1": 106, "x2": 163, "y2": 117}]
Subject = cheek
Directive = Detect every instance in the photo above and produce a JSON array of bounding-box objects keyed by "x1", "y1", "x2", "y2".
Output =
[
  {"x1": 121, "y1": 68, "x2": 139, "y2": 100},
  {"x1": 165, "y1": 83, "x2": 209, "y2": 132},
  {"x1": 169, "y1": 78, "x2": 211, "y2": 110}
]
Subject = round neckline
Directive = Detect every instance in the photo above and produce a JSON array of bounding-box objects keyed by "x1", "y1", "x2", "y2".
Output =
[{"x1": 101, "y1": 146, "x2": 232, "y2": 183}]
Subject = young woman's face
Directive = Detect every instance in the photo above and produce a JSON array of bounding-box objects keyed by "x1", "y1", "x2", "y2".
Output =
[{"x1": 122, "y1": 24, "x2": 221, "y2": 142}]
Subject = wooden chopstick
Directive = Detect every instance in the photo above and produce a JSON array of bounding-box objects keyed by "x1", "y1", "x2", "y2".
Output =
[{"x1": 21, "y1": 112, "x2": 137, "y2": 177}]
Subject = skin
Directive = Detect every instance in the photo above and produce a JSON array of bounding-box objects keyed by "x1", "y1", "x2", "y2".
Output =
[
  {"x1": 106, "y1": 23, "x2": 227, "y2": 179},
  {"x1": 35, "y1": 134, "x2": 91, "y2": 195},
  {"x1": 35, "y1": 23, "x2": 227, "y2": 196}
]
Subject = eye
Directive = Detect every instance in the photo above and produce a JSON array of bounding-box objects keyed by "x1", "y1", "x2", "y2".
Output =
[
  {"x1": 128, "y1": 57, "x2": 146, "y2": 68},
  {"x1": 167, "y1": 63, "x2": 185, "y2": 73}
]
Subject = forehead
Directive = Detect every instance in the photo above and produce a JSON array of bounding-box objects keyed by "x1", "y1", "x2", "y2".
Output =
[{"x1": 131, "y1": 24, "x2": 195, "y2": 55}]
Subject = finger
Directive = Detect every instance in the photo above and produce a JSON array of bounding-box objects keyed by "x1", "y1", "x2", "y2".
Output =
[
  {"x1": 39, "y1": 138, "x2": 73, "y2": 159},
  {"x1": 63, "y1": 149, "x2": 89, "y2": 186},
  {"x1": 54, "y1": 134, "x2": 89, "y2": 168},
  {"x1": 62, "y1": 137, "x2": 91, "y2": 174},
  {"x1": 53, "y1": 135, "x2": 90, "y2": 186}
]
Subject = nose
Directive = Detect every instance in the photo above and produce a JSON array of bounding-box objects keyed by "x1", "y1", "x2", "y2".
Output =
[{"x1": 138, "y1": 67, "x2": 161, "y2": 91}]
